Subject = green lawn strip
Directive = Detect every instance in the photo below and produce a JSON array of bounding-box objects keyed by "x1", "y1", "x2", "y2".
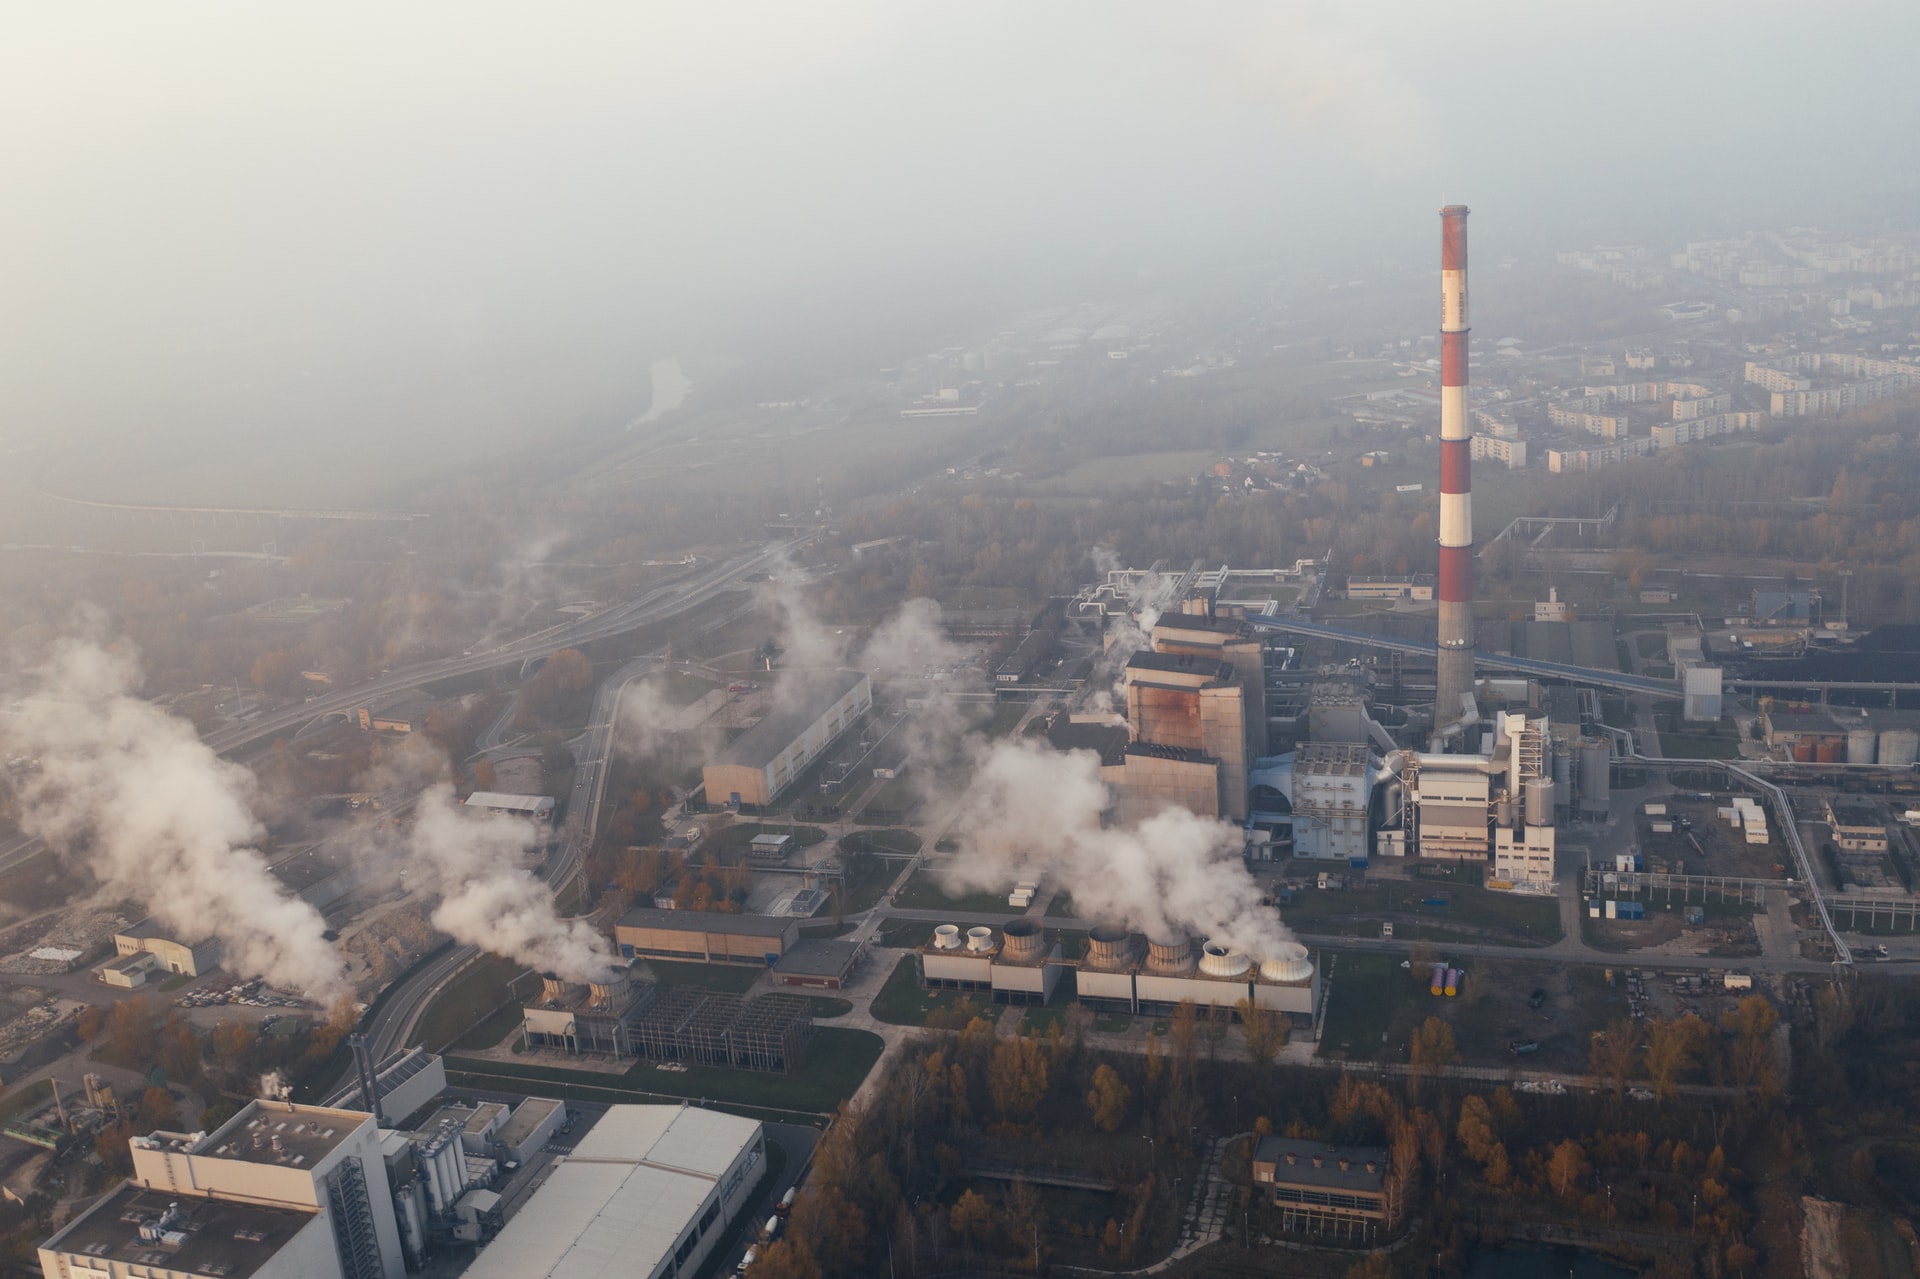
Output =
[
  {"x1": 807, "y1": 998, "x2": 854, "y2": 1019},
  {"x1": 894, "y1": 867, "x2": 1020, "y2": 914},
  {"x1": 443, "y1": 1026, "x2": 883, "y2": 1118},
  {"x1": 409, "y1": 954, "x2": 529, "y2": 1051},
  {"x1": 1092, "y1": 1013, "x2": 1132, "y2": 1034},
  {"x1": 868, "y1": 954, "x2": 1000, "y2": 1027},
  {"x1": 709, "y1": 822, "x2": 828, "y2": 854},
  {"x1": 451, "y1": 1001, "x2": 526, "y2": 1053}
]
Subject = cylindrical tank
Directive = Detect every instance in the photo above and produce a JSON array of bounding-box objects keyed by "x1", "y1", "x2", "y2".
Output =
[
  {"x1": 1553, "y1": 743, "x2": 1574, "y2": 789},
  {"x1": 932, "y1": 924, "x2": 962, "y2": 950},
  {"x1": 1816, "y1": 738, "x2": 1841, "y2": 764},
  {"x1": 1198, "y1": 940, "x2": 1252, "y2": 978},
  {"x1": 1001, "y1": 918, "x2": 1045, "y2": 962},
  {"x1": 1793, "y1": 739, "x2": 1816, "y2": 762},
  {"x1": 1848, "y1": 729, "x2": 1878, "y2": 765},
  {"x1": 1495, "y1": 795, "x2": 1518, "y2": 827},
  {"x1": 1881, "y1": 730, "x2": 1920, "y2": 768},
  {"x1": 1086, "y1": 925, "x2": 1131, "y2": 970},
  {"x1": 1430, "y1": 963, "x2": 1445, "y2": 996},
  {"x1": 1259, "y1": 943, "x2": 1314, "y2": 985},
  {"x1": 965, "y1": 926, "x2": 997, "y2": 954},
  {"x1": 1526, "y1": 777, "x2": 1554, "y2": 827},
  {"x1": 1444, "y1": 967, "x2": 1459, "y2": 998},
  {"x1": 1146, "y1": 933, "x2": 1195, "y2": 975},
  {"x1": 1579, "y1": 740, "x2": 1611, "y2": 810}
]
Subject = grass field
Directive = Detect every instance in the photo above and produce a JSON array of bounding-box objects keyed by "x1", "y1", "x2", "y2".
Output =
[
  {"x1": 409, "y1": 954, "x2": 530, "y2": 1052},
  {"x1": 0, "y1": 1078, "x2": 54, "y2": 1124},
  {"x1": 894, "y1": 867, "x2": 1019, "y2": 914},
  {"x1": 853, "y1": 776, "x2": 920, "y2": 824},
  {"x1": 710, "y1": 822, "x2": 828, "y2": 854},
  {"x1": 444, "y1": 1025, "x2": 885, "y2": 1118},
  {"x1": 1278, "y1": 878, "x2": 1561, "y2": 946},
  {"x1": 869, "y1": 954, "x2": 999, "y2": 1027}
]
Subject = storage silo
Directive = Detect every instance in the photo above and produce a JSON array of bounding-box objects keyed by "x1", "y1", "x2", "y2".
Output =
[
  {"x1": 1553, "y1": 743, "x2": 1574, "y2": 789},
  {"x1": 1849, "y1": 728, "x2": 1879, "y2": 765},
  {"x1": 1816, "y1": 738, "x2": 1841, "y2": 764},
  {"x1": 1579, "y1": 741, "x2": 1612, "y2": 814},
  {"x1": 1881, "y1": 729, "x2": 1920, "y2": 768},
  {"x1": 1444, "y1": 967, "x2": 1459, "y2": 997},
  {"x1": 1525, "y1": 778, "x2": 1555, "y2": 827},
  {"x1": 1429, "y1": 964, "x2": 1445, "y2": 996}
]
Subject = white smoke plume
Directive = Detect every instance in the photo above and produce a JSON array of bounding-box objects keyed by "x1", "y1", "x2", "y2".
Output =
[
  {"x1": 406, "y1": 784, "x2": 617, "y2": 982},
  {"x1": 943, "y1": 738, "x2": 1293, "y2": 958},
  {"x1": 1084, "y1": 548, "x2": 1179, "y2": 713},
  {"x1": 613, "y1": 674, "x2": 725, "y2": 764},
  {"x1": 3, "y1": 637, "x2": 348, "y2": 1001}
]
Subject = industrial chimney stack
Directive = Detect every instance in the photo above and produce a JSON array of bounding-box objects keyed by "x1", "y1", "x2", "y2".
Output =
[{"x1": 1434, "y1": 204, "x2": 1475, "y2": 726}]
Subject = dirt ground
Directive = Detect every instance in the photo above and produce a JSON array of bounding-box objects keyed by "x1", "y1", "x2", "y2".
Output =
[{"x1": 1635, "y1": 796, "x2": 1791, "y2": 881}]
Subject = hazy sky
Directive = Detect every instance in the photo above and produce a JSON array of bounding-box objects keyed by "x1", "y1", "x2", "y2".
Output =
[{"x1": 6, "y1": 2, "x2": 1918, "y2": 493}]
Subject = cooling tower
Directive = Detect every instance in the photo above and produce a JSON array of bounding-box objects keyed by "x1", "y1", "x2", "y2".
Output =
[
  {"x1": 1145, "y1": 933, "x2": 1196, "y2": 975},
  {"x1": 1197, "y1": 940, "x2": 1252, "y2": 978},
  {"x1": 1001, "y1": 918, "x2": 1045, "y2": 963},
  {"x1": 1086, "y1": 924, "x2": 1132, "y2": 970}
]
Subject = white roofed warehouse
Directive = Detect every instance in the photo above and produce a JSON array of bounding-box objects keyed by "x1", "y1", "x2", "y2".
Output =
[
  {"x1": 702, "y1": 670, "x2": 871, "y2": 809},
  {"x1": 463, "y1": 1104, "x2": 765, "y2": 1279}
]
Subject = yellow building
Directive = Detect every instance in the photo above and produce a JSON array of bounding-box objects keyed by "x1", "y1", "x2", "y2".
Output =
[{"x1": 113, "y1": 918, "x2": 219, "y2": 977}]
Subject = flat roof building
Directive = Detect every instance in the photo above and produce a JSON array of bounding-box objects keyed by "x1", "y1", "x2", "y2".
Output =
[
  {"x1": 771, "y1": 938, "x2": 864, "y2": 989},
  {"x1": 41, "y1": 1098, "x2": 406, "y2": 1279},
  {"x1": 463, "y1": 1105, "x2": 765, "y2": 1279},
  {"x1": 615, "y1": 908, "x2": 799, "y2": 966},
  {"x1": 37, "y1": 1183, "x2": 333, "y2": 1279},
  {"x1": 703, "y1": 671, "x2": 872, "y2": 809},
  {"x1": 463, "y1": 792, "x2": 557, "y2": 822}
]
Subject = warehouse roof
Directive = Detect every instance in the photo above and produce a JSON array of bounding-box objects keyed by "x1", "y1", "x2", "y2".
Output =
[
  {"x1": 464, "y1": 792, "x2": 556, "y2": 814},
  {"x1": 617, "y1": 908, "x2": 797, "y2": 938},
  {"x1": 1152, "y1": 613, "x2": 1246, "y2": 637},
  {"x1": 464, "y1": 1105, "x2": 761, "y2": 1279},
  {"x1": 773, "y1": 939, "x2": 862, "y2": 979},
  {"x1": 713, "y1": 670, "x2": 869, "y2": 770}
]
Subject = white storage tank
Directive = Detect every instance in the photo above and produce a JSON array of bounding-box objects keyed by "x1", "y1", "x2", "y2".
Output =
[
  {"x1": 1848, "y1": 728, "x2": 1878, "y2": 765},
  {"x1": 1881, "y1": 729, "x2": 1920, "y2": 768},
  {"x1": 1525, "y1": 778, "x2": 1554, "y2": 827},
  {"x1": 1579, "y1": 740, "x2": 1612, "y2": 812}
]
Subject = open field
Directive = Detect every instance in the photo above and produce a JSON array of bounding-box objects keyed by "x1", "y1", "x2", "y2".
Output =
[
  {"x1": 444, "y1": 1025, "x2": 885, "y2": 1118},
  {"x1": 408, "y1": 954, "x2": 529, "y2": 1052},
  {"x1": 1276, "y1": 870, "x2": 1561, "y2": 947},
  {"x1": 894, "y1": 866, "x2": 1023, "y2": 914},
  {"x1": 870, "y1": 953, "x2": 1000, "y2": 1027}
]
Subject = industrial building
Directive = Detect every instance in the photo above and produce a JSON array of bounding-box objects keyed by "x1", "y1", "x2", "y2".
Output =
[
  {"x1": 325, "y1": 1046, "x2": 448, "y2": 1124},
  {"x1": 1252, "y1": 1138, "x2": 1393, "y2": 1239},
  {"x1": 702, "y1": 670, "x2": 872, "y2": 808},
  {"x1": 462, "y1": 791, "x2": 557, "y2": 822},
  {"x1": 918, "y1": 923, "x2": 1321, "y2": 1025},
  {"x1": 110, "y1": 917, "x2": 218, "y2": 978},
  {"x1": 628, "y1": 989, "x2": 815, "y2": 1072},
  {"x1": 521, "y1": 969, "x2": 657, "y2": 1057},
  {"x1": 463, "y1": 1105, "x2": 765, "y2": 1279},
  {"x1": 771, "y1": 937, "x2": 864, "y2": 989},
  {"x1": 39, "y1": 1099, "x2": 408, "y2": 1279},
  {"x1": 614, "y1": 908, "x2": 800, "y2": 966},
  {"x1": 1100, "y1": 610, "x2": 1266, "y2": 823}
]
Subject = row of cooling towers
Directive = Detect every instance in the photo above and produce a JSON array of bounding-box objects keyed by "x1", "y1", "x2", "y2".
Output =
[{"x1": 929, "y1": 919, "x2": 1311, "y2": 982}]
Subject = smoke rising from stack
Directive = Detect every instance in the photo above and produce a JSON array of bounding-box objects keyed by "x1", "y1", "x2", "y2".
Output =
[
  {"x1": 405, "y1": 784, "x2": 617, "y2": 982},
  {"x1": 2, "y1": 636, "x2": 348, "y2": 1001},
  {"x1": 943, "y1": 738, "x2": 1295, "y2": 957},
  {"x1": 1434, "y1": 203, "x2": 1475, "y2": 725},
  {"x1": 1084, "y1": 548, "x2": 1177, "y2": 713}
]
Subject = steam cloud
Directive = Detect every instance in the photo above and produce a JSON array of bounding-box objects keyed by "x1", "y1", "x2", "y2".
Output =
[
  {"x1": 944, "y1": 738, "x2": 1294, "y2": 958},
  {"x1": 406, "y1": 784, "x2": 617, "y2": 982},
  {"x1": 3, "y1": 638, "x2": 348, "y2": 1001}
]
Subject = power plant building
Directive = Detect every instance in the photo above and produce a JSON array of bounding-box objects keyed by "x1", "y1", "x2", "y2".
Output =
[
  {"x1": 463, "y1": 1105, "x2": 765, "y2": 1279},
  {"x1": 614, "y1": 908, "x2": 800, "y2": 966},
  {"x1": 921, "y1": 924, "x2": 1320, "y2": 1026},
  {"x1": 40, "y1": 1100, "x2": 409, "y2": 1279},
  {"x1": 702, "y1": 670, "x2": 871, "y2": 808}
]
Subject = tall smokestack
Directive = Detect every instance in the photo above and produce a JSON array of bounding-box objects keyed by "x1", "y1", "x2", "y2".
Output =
[{"x1": 1434, "y1": 204, "x2": 1475, "y2": 726}]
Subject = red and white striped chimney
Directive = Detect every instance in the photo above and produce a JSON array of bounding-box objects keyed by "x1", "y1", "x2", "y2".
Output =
[{"x1": 1435, "y1": 204, "x2": 1475, "y2": 723}]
